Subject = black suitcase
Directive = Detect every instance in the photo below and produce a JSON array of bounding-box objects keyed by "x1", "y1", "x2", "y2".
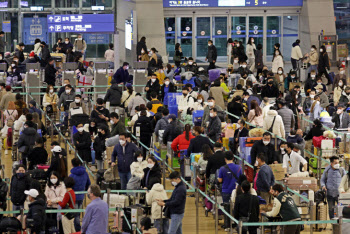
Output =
[
  {"x1": 96, "y1": 169, "x2": 106, "y2": 187},
  {"x1": 0, "y1": 216, "x2": 22, "y2": 232},
  {"x1": 122, "y1": 207, "x2": 132, "y2": 233},
  {"x1": 31, "y1": 169, "x2": 47, "y2": 180},
  {"x1": 101, "y1": 180, "x2": 110, "y2": 191},
  {"x1": 70, "y1": 113, "x2": 90, "y2": 127},
  {"x1": 110, "y1": 179, "x2": 121, "y2": 190}
]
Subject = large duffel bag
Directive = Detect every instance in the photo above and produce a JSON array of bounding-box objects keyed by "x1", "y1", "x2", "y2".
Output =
[
  {"x1": 0, "y1": 216, "x2": 22, "y2": 232},
  {"x1": 70, "y1": 113, "x2": 90, "y2": 127}
]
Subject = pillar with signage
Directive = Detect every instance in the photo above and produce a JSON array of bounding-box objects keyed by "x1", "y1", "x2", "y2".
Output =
[{"x1": 318, "y1": 35, "x2": 338, "y2": 65}]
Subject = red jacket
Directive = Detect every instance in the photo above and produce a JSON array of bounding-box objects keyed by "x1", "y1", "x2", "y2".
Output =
[{"x1": 171, "y1": 131, "x2": 195, "y2": 157}]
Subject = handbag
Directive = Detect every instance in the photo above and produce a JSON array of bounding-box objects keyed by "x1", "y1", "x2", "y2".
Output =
[
  {"x1": 64, "y1": 192, "x2": 76, "y2": 220},
  {"x1": 46, "y1": 105, "x2": 53, "y2": 114},
  {"x1": 237, "y1": 195, "x2": 253, "y2": 232},
  {"x1": 267, "y1": 116, "x2": 276, "y2": 133}
]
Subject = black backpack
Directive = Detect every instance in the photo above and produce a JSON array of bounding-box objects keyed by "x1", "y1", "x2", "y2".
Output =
[{"x1": 0, "y1": 217, "x2": 22, "y2": 232}]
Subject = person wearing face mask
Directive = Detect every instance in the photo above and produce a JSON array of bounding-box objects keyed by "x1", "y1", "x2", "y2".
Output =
[
  {"x1": 69, "y1": 94, "x2": 87, "y2": 117},
  {"x1": 104, "y1": 43, "x2": 115, "y2": 69},
  {"x1": 141, "y1": 156, "x2": 162, "y2": 190},
  {"x1": 148, "y1": 48, "x2": 161, "y2": 73},
  {"x1": 75, "y1": 55, "x2": 86, "y2": 75},
  {"x1": 291, "y1": 39, "x2": 303, "y2": 70},
  {"x1": 163, "y1": 63, "x2": 175, "y2": 81},
  {"x1": 10, "y1": 164, "x2": 31, "y2": 211},
  {"x1": 304, "y1": 70, "x2": 317, "y2": 96},
  {"x1": 321, "y1": 156, "x2": 346, "y2": 219},
  {"x1": 309, "y1": 95, "x2": 323, "y2": 123},
  {"x1": 192, "y1": 94, "x2": 205, "y2": 111},
  {"x1": 23, "y1": 189, "x2": 46, "y2": 234},
  {"x1": 242, "y1": 91, "x2": 261, "y2": 114},
  {"x1": 173, "y1": 43, "x2": 184, "y2": 68},
  {"x1": 93, "y1": 124, "x2": 110, "y2": 170},
  {"x1": 62, "y1": 37, "x2": 73, "y2": 54},
  {"x1": 254, "y1": 153, "x2": 275, "y2": 204},
  {"x1": 205, "y1": 40, "x2": 217, "y2": 71},
  {"x1": 332, "y1": 104, "x2": 350, "y2": 129},
  {"x1": 303, "y1": 90, "x2": 316, "y2": 116},
  {"x1": 52, "y1": 37, "x2": 63, "y2": 53},
  {"x1": 58, "y1": 79, "x2": 75, "y2": 98},
  {"x1": 274, "y1": 67, "x2": 286, "y2": 94},
  {"x1": 251, "y1": 132, "x2": 278, "y2": 169},
  {"x1": 261, "y1": 78, "x2": 279, "y2": 99},
  {"x1": 303, "y1": 45, "x2": 319, "y2": 75},
  {"x1": 27, "y1": 137, "x2": 48, "y2": 170},
  {"x1": 58, "y1": 84, "x2": 76, "y2": 112},
  {"x1": 312, "y1": 76, "x2": 327, "y2": 93},
  {"x1": 207, "y1": 108, "x2": 221, "y2": 142},
  {"x1": 231, "y1": 119, "x2": 248, "y2": 153},
  {"x1": 157, "y1": 171, "x2": 186, "y2": 234},
  {"x1": 140, "y1": 47, "x2": 150, "y2": 62},
  {"x1": 40, "y1": 41, "x2": 51, "y2": 66},
  {"x1": 318, "y1": 45, "x2": 331, "y2": 84},
  {"x1": 282, "y1": 142, "x2": 307, "y2": 177},
  {"x1": 246, "y1": 37, "x2": 256, "y2": 71},
  {"x1": 263, "y1": 184, "x2": 301, "y2": 233},
  {"x1": 237, "y1": 61, "x2": 252, "y2": 75},
  {"x1": 130, "y1": 151, "x2": 148, "y2": 179},
  {"x1": 69, "y1": 157, "x2": 91, "y2": 231},
  {"x1": 284, "y1": 70, "x2": 299, "y2": 92},
  {"x1": 145, "y1": 73, "x2": 160, "y2": 100},
  {"x1": 73, "y1": 34, "x2": 87, "y2": 57},
  {"x1": 22, "y1": 51, "x2": 37, "y2": 66},
  {"x1": 160, "y1": 77, "x2": 176, "y2": 107},
  {"x1": 227, "y1": 38, "x2": 234, "y2": 64},
  {"x1": 90, "y1": 98, "x2": 110, "y2": 126},
  {"x1": 314, "y1": 84, "x2": 329, "y2": 109},
  {"x1": 73, "y1": 123, "x2": 92, "y2": 163},
  {"x1": 333, "y1": 67, "x2": 347, "y2": 91},
  {"x1": 271, "y1": 49, "x2": 284, "y2": 74},
  {"x1": 137, "y1": 36, "x2": 148, "y2": 59},
  {"x1": 110, "y1": 133, "x2": 140, "y2": 190},
  {"x1": 14, "y1": 42, "x2": 25, "y2": 63},
  {"x1": 113, "y1": 62, "x2": 131, "y2": 85},
  {"x1": 177, "y1": 87, "x2": 195, "y2": 113},
  {"x1": 134, "y1": 110, "x2": 153, "y2": 156},
  {"x1": 109, "y1": 112, "x2": 126, "y2": 137},
  {"x1": 334, "y1": 80, "x2": 346, "y2": 106}
]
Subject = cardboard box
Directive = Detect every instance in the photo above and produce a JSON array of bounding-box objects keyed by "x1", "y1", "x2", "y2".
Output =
[
  {"x1": 270, "y1": 164, "x2": 285, "y2": 181},
  {"x1": 284, "y1": 177, "x2": 318, "y2": 191}
]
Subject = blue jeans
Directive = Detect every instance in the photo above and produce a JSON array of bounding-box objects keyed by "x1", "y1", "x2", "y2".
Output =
[
  {"x1": 168, "y1": 213, "x2": 184, "y2": 234},
  {"x1": 327, "y1": 195, "x2": 338, "y2": 219},
  {"x1": 154, "y1": 218, "x2": 169, "y2": 234},
  {"x1": 119, "y1": 171, "x2": 132, "y2": 190},
  {"x1": 74, "y1": 200, "x2": 83, "y2": 231},
  {"x1": 12, "y1": 204, "x2": 24, "y2": 216},
  {"x1": 222, "y1": 193, "x2": 231, "y2": 203}
]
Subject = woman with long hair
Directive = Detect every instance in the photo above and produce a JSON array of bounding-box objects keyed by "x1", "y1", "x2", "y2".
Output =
[
  {"x1": 174, "y1": 43, "x2": 183, "y2": 68},
  {"x1": 247, "y1": 100, "x2": 263, "y2": 127},
  {"x1": 318, "y1": 45, "x2": 331, "y2": 84},
  {"x1": 246, "y1": 37, "x2": 256, "y2": 71},
  {"x1": 227, "y1": 38, "x2": 234, "y2": 64},
  {"x1": 164, "y1": 63, "x2": 174, "y2": 81},
  {"x1": 121, "y1": 83, "x2": 136, "y2": 110},
  {"x1": 142, "y1": 156, "x2": 162, "y2": 190},
  {"x1": 272, "y1": 49, "x2": 284, "y2": 74},
  {"x1": 4, "y1": 101, "x2": 18, "y2": 123},
  {"x1": 43, "y1": 85, "x2": 58, "y2": 113},
  {"x1": 198, "y1": 144, "x2": 213, "y2": 170},
  {"x1": 32, "y1": 112, "x2": 46, "y2": 135},
  {"x1": 14, "y1": 93, "x2": 26, "y2": 117}
]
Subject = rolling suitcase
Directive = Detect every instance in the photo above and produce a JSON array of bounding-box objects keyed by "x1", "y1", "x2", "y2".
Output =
[{"x1": 208, "y1": 69, "x2": 221, "y2": 82}]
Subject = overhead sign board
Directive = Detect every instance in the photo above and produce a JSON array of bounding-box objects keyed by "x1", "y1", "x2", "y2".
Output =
[
  {"x1": 23, "y1": 17, "x2": 48, "y2": 45},
  {"x1": 163, "y1": 0, "x2": 303, "y2": 7},
  {"x1": 47, "y1": 14, "x2": 115, "y2": 33}
]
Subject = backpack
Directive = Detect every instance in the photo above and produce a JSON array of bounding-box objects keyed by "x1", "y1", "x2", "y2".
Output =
[
  {"x1": 126, "y1": 176, "x2": 141, "y2": 190},
  {"x1": 104, "y1": 168, "x2": 115, "y2": 182},
  {"x1": 0, "y1": 217, "x2": 22, "y2": 232}
]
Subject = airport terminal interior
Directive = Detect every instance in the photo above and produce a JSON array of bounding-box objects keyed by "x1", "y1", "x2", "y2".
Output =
[{"x1": 0, "y1": 0, "x2": 348, "y2": 233}]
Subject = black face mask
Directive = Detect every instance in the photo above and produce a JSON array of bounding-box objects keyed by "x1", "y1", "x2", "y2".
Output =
[
  {"x1": 97, "y1": 105, "x2": 104, "y2": 110},
  {"x1": 182, "y1": 93, "x2": 187, "y2": 96},
  {"x1": 268, "y1": 81, "x2": 273, "y2": 85}
]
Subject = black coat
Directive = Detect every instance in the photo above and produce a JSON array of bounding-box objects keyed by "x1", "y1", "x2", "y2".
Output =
[
  {"x1": 304, "y1": 78, "x2": 317, "y2": 95},
  {"x1": 261, "y1": 85, "x2": 279, "y2": 98},
  {"x1": 0, "y1": 179, "x2": 8, "y2": 210},
  {"x1": 27, "y1": 198, "x2": 46, "y2": 233},
  {"x1": 187, "y1": 135, "x2": 214, "y2": 157},
  {"x1": 41, "y1": 45, "x2": 51, "y2": 63},
  {"x1": 234, "y1": 193, "x2": 260, "y2": 223},
  {"x1": 66, "y1": 52, "x2": 75, "y2": 62},
  {"x1": 250, "y1": 140, "x2": 277, "y2": 166},
  {"x1": 205, "y1": 150, "x2": 226, "y2": 179},
  {"x1": 52, "y1": 42, "x2": 64, "y2": 52},
  {"x1": 227, "y1": 101, "x2": 244, "y2": 123},
  {"x1": 28, "y1": 147, "x2": 48, "y2": 170},
  {"x1": 44, "y1": 64, "x2": 57, "y2": 86},
  {"x1": 136, "y1": 41, "x2": 147, "y2": 58},
  {"x1": 62, "y1": 42, "x2": 73, "y2": 54},
  {"x1": 318, "y1": 52, "x2": 330, "y2": 71},
  {"x1": 164, "y1": 180, "x2": 186, "y2": 215},
  {"x1": 10, "y1": 174, "x2": 31, "y2": 206},
  {"x1": 77, "y1": 62, "x2": 86, "y2": 74},
  {"x1": 305, "y1": 126, "x2": 325, "y2": 141},
  {"x1": 90, "y1": 107, "x2": 110, "y2": 126},
  {"x1": 146, "y1": 79, "x2": 161, "y2": 100},
  {"x1": 18, "y1": 127, "x2": 40, "y2": 157},
  {"x1": 104, "y1": 84, "x2": 122, "y2": 106},
  {"x1": 73, "y1": 131, "x2": 92, "y2": 162},
  {"x1": 163, "y1": 121, "x2": 182, "y2": 145},
  {"x1": 142, "y1": 163, "x2": 162, "y2": 190},
  {"x1": 93, "y1": 133, "x2": 109, "y2": 160},
  {"x1": 134, "y1": 115, "x2": 153, "y2": 143},
  {"x1": 160, "y1": 83, "x2": 176, "y2": 102}
]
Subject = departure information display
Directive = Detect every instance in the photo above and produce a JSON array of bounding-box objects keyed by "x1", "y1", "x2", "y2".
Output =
[
  {"x1": 47, "y1": 14, "x2": 115, "y2": 33},
  {"x1": 163, "y1": 0, "x2": 303, "y2": 7}
]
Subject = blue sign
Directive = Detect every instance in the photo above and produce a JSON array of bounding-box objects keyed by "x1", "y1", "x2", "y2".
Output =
[
  {"x1": 47, "y1": 14, "x2": 115, "y2": 33},
  {"x1": 85, "y1": 34, "x2": 110, "y2": 44},
  {"x1": 163, "y1": 0, "x2": 303, "y2": 7},
  {"x1": 23, "y1": 17, "x2": 48, "y2": 45},
  {"x1": 2, "y1": 21, "x2": 11, "y2": 33}
]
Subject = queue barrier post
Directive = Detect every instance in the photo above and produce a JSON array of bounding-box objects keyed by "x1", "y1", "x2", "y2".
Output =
[
  {"x1": 317, "y1": 150, "x2": 322, "y2": 187},
  {"x1": 20, "y1": 208, "x2": 24, "y2": 234},
  {"x1": 230, "y1": 200, "x2": 233, "y2": 234},
  {"x1": 339, "y1": 216, "x2": 343, "y2": 234},
  {"x1": 309, "y1": 200, "x2": 314, "y2": 234},
  {"x1": 195, "y1": 187, "x2": 199, "y2": 234},
  {"x1": 238, "y1": 220, "x2": 243, "y2": 234},
  {"x1": 162, "y1": 161, "x2": 166, "y2": 189},
  {"x1": 214, "y1": 185, "x2": 219, "y2": 234}
]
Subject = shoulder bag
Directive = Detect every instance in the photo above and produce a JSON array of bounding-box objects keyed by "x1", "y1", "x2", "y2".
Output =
[
  {"x1": 268, "y1": 116, "x2": 276, "y2": 133},
  {"x1": 64, "y1": 191, "x2": 76, "y2": 220}
]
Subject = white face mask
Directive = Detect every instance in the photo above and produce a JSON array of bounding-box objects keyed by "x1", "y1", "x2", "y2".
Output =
[
  {"x1": 278, "y1": 71, "x2": 282, "y2": 74},
  {"x1": 149, "y1": 51, "x2": 153, "y2": 55},
  {"x1": 110, "y1": 120, "x2": 114, "y2": 124},
  {"x1": 244, "y1": 97, "x2": 248, "y2": 101},
  {"x1": 242, "y1": 65, "x2": 247, "y2": 68},
  {"x1": 14, "y1": 59, "x2": 18, "y2": 62},
  {"x1": 22, "y1": 47, "x2": 25, "y2": 50},
  {"x1": 78, "y1": 38, "x2": 82, "y2": 40},
  {"x1": 311, "y1": 48, "x2": 315, "y2": 51},
  {"x1": 65, "y1": 41, "x2": 69, "y2": 44},
  {"x1": 236, "y1": 124, "x2": 241, "y2": 129},
  {"x1": 198, "y1": 99, "x2": 202, "y2": 104},
  {"x1": 208, "y1": 102, "x2": 214, "y2": 107},
  {"x1": 208, "y1": 44, "x2": 211, "y2": 47},
  {"x1": 137, "y1": 157, "x2": 143, "y2": 162},
  {"x1": 280, "y1": 148, "x2": 285, "y2": 152},
  {"x1": 291, "y1": 76, "x2": 296, "y2": 79},
  {"x1": 165, "y1": 81, "x2": 170, "y2": 86},
  {"x1": 334, "y1": 163, "x2": 340, "y2": 169},
  {"x1": 188, "y1": 62, "x2": 193, "y2": 65},
  {"x1": 11, "y1": 64, "x2": 15, "y2": 67},
  {"x1": 151, "y1": 78, "x2": 156, "y2": 83},
  {"x1": 340, "y1": 71, "x2": 345, "y2": 75},
  {"x1": 78, "y1": 127, "x2": 84, "y2": 132},
  {"x1": 75, "y1": 99, "x2": 80, "y2": 103},
  {"x1": 275, "y1": 52, "x2": 279, "y2": 55},
  {"x1": 209, "y1": 113, "x2": 214, "y2": 117},
  {"x1": 119, "y1": 140, "x2": 126, "y2": 145},
  {"x1": 233, "y1": 60, "x2": 238, "y2": 64},
  {"x1": 320, "y1": 49, "x2": 323, "y2": 52},
  {"x1": 49, "y1": 89, "x2": 54, "y2": 93},
  {"x1": 263, "y1": 140, "x2": 270, "y2": 145},
  {"x1": 171, "y1": 181, "x2": 178, "y2": 186},
  {"x1": 148, "y1": 163, "x2": 154, "y2": 169},
  {"x1": 337, "y1": 109, "x2": 343, "y2": 114},
  {"x1": 141, "y1": 49, "x2": 145, "y2": 53},
  {"x1": 339, "y1": 82, "x2": 343, "y2": 86},
  {"x1": 310, "y1": 95, "x2": 315, "y2": 99},
  {"x1": 317, "y1": 82, "x2": 322, "y2": 85},
  {"x1": 251, "y1": 39, "x2": 254, "y2": 43},
  {"x1": 65, "y1": 90, "x2": 70, "y2": 94},
  {"x1": 237, "y1": 44, "x2": 240, "y2": 47},
  {"x1": 50, "y1": 179, "x2": 58, "y2": 184},
  {"x1": 311, "y1": 75, "x2": 316, "y2": 78}
]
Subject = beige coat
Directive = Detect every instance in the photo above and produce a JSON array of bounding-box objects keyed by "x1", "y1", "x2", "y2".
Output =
[
  {"x1": 334, "y1": 86, "x2": 345, "y2": 105},
  {"x1": 44, "y1": 183, "x2": 66, "y2": 208},
  {"x1": 121, "y1": 91, "x2": 136, "y2": 108},
  {"x1": 272, "y1": 55, "x2": 284, "y2": 74},
  {"x1": 130, "y1": 160, "x2": 148, "y2": 178},
  {"x1": 146, "y1": 183, "x2": 168, "y2": 219},
  {"x1": 228, "y1": 89, "x2": 244, "y2": 103},
  {"x1": 0, "y1": 91, "x2": 16, "y2": 110},
  {"x1": 263, "y1": 110, "x2": 285, "y2": 139},
  {"x1": 304, "y1": 50, "x2": 319, "y2": 65},
  {"x1": 247, "y1": 109, "x2": 263, "y2": 128},
  {"x1": 42, "y1": 93, "x2": 58, "y2": 110},
  {"x1": 209, "y1": 86, "x2": 230, "y2": 110},
  {"x1": 339, "y1": 174, "x2": 350, "y2": 193},
  {"x1": 0, "y1": 89, "x2": 6, "y2": 103}
]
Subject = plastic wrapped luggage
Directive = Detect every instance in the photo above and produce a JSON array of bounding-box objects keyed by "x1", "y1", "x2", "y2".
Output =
[
  {"x1": 103, "y1": 194, "x2": 129, "y2": 208},
  {"x1": 208, "y1": 69, "x2": 221, "y2": 82},
  {"x1": 192, "y1": 110, "x2": 204, "y2": 126}
]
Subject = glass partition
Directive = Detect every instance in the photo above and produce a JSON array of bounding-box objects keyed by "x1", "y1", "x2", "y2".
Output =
[
  {"x1": 231, "y1": 16, "x2": 246, "y2": 45},
  {"x1": 283, "y1": 15, "x2": 299, "y2": 61},
  {"x1": 266, "y1": 16, "x2": 281, "y2": 61},
  {"x1": 213, "y1": 16, "x2": 227, "y2": 62},
  {"x1": 196, "y1": 17, "x2": 210, "y2": 62},
  {"x1": 165, "y1": 17, "x2": 176, "y2": 61},
  {"x1": 177, "y1": 17, "x2": 193, "y2": 58}
]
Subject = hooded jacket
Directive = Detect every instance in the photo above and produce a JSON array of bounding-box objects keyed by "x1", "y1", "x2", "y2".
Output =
[
  {"x1": 171, "y1": 131, "x2": 195, "y2": 157},
  {"x1": 69, "y1": 166, "x2": 91, "y2": 201},
  {"x1": 142, "y1": 163, "x2": 162, "y2": 190},
  {"x1": 154, "y1": 116, "x2": 169, "y2": 137},
  {"x1": 146, "y1": 183, "x2": 168, "y2": 219},
  {"x1": 10, "y1": 173, "x2": 31, "y2": 206},
  {"x1": 18, "y1": 127, "x2": 39, "y2": 156},
  {"x1": 104, "y1": 83, "x2": 122, "y2": 106},
  {"x1": 130, "y1": 160, "x2": 148, "y2": 178},
  {"x1": 263, "y1": 110, "x2": 285, "y2": 139},
  {"x1": 73, "y1": 131, "x2": 92, "y2": 162},
  {"x1": 113, "y1": 67, "x2": 130, "y2": 84},
  {"x1": 44, "y1": 182, "x2": 66, "y2": 208},
  {"x1": 27, "y1": 198, "x2": 46, "y2": 233}
]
